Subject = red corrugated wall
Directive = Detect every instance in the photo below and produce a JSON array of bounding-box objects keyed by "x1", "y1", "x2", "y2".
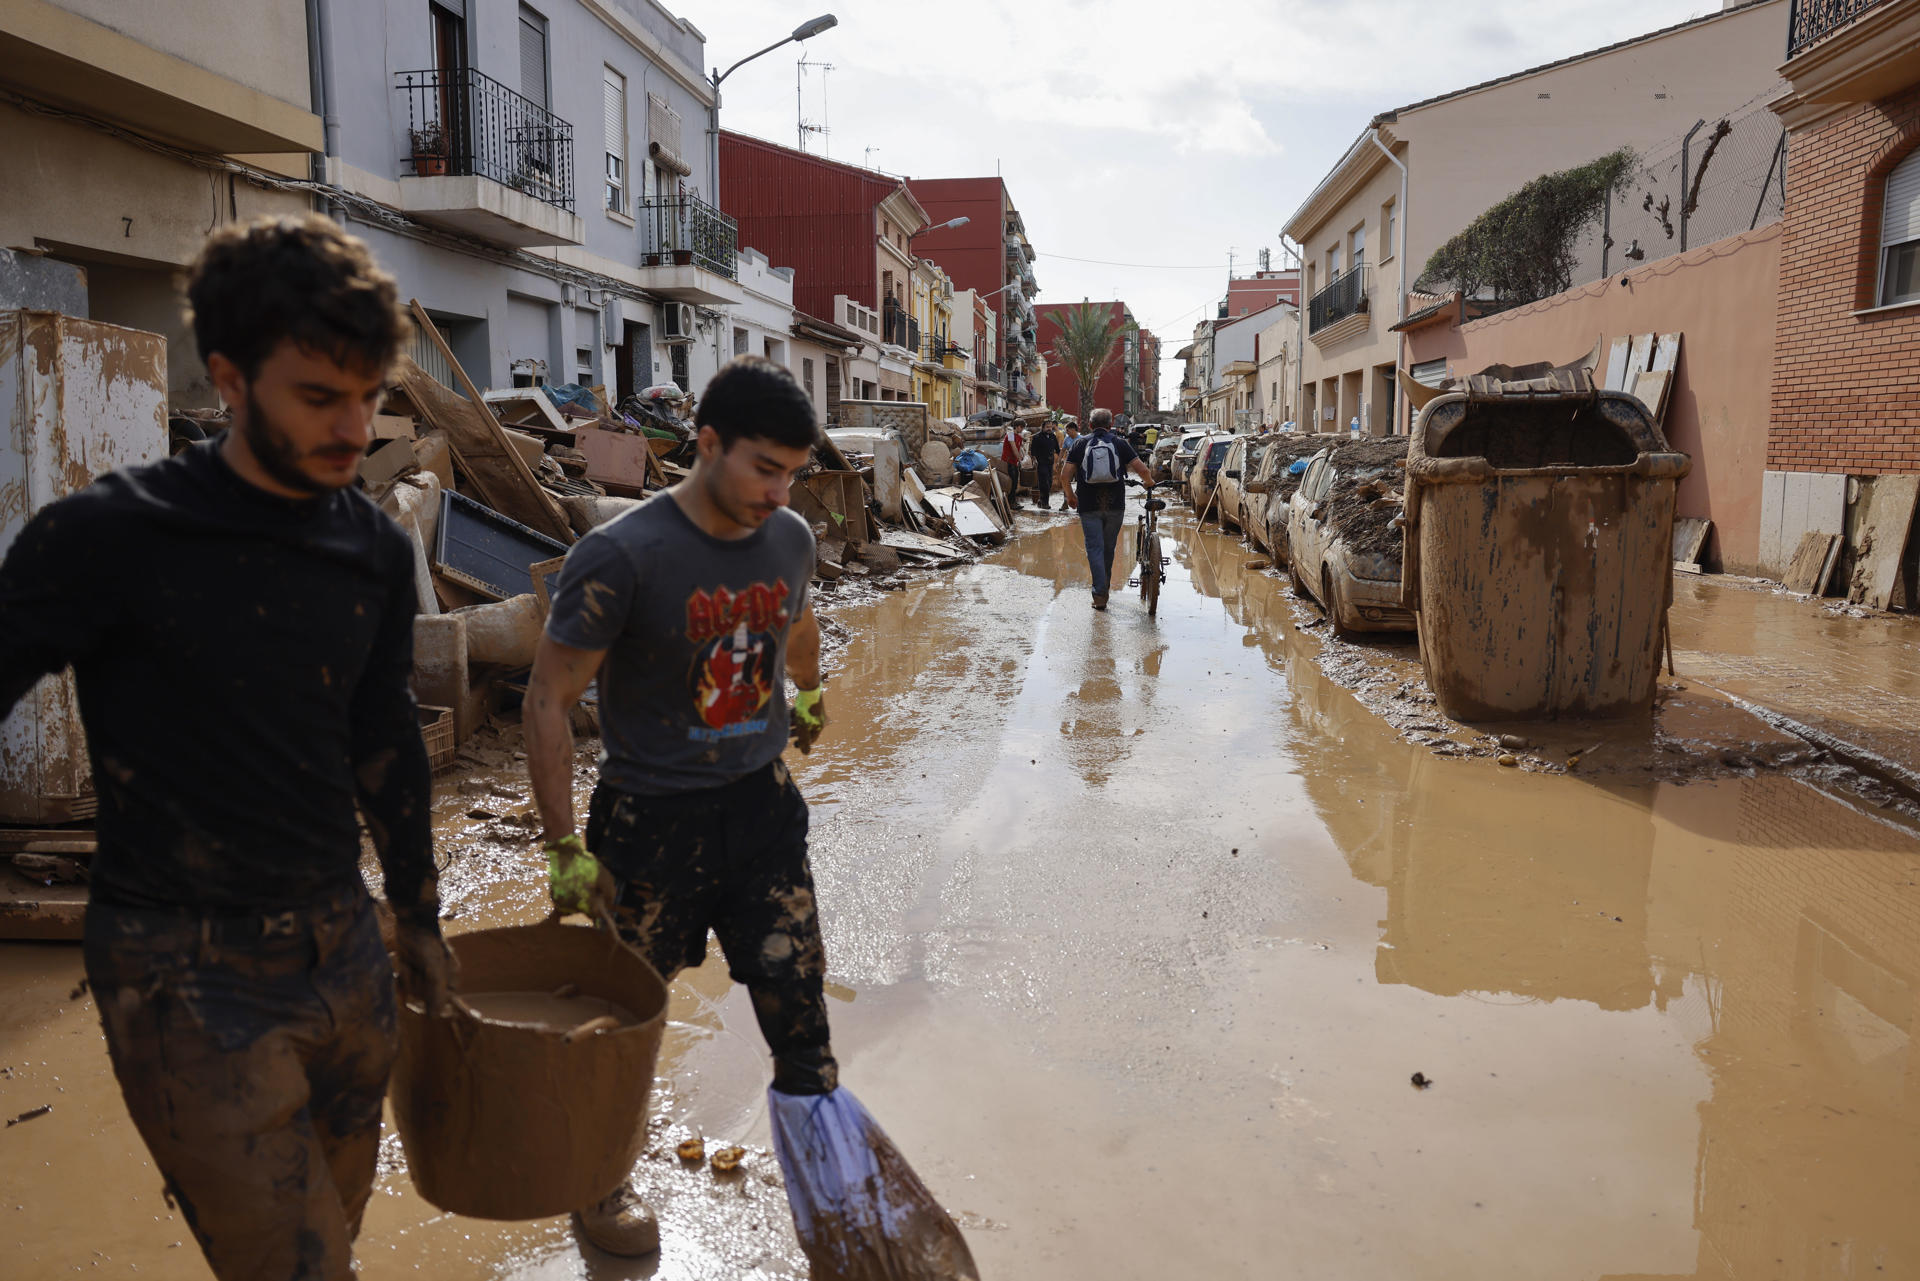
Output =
[
  {"x1": 719, "y1": 132, "x2": 898, "y2": 322},
  {"x1": 906, "y1": 177, "x2": 1010, "y2": 300}
]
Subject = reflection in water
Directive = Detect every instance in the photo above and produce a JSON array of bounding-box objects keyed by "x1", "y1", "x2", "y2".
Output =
[{"x1": 1157, "y1": 514, "x2": 1920, "y2": 1281}]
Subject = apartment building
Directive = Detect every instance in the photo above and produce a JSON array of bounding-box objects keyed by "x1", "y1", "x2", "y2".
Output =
[
  {"x1": 1224, "y1": 269, "x2": 1301, "y2": 319},
  {"x1": 312, "y1": 0, "x2": 732, "y2": 397},
  {"x1": 1284, "y1": 0, "x2": 1789, "y2": 437},
  {"x1": 720, "y1": 132, "x2": 932, "y2": 401},
  {"x1": 1760, "y1": 0, "x2": 1920, "y2": 570},
  {"x1": 0, "y1": 0, "x2": 321, "y2": 405},
  {"x1": 907, "y1": 177, "x2": 1044, "y2": 408}
]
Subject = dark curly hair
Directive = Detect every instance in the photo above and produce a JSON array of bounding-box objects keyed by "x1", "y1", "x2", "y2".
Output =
[
  {"x1": 185, "y1": 215, "x2": 409, "y2": 380},
  {"x1": 695, "y1": 356, "x2": 820, "y2": 451}
]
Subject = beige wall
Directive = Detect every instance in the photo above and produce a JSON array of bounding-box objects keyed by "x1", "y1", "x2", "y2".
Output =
[
  {"x1": 1403, "y1": 223, "x2": 1781, "y2": 573},
  {"x1": 55, "y1": 0, "x2": 312, "y2": 109},
  {"x1": 0, "y1": 101, "x2": 311, "y2": 404},
  {"x1": 1291, "y1": 0, "x2": 1788, "y2": 440},
  {"x1": 1395, "y1": 0, "x2": 1787, "y2": 277}
]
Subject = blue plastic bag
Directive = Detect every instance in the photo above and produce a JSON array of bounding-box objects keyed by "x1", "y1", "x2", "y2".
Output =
[
  {"x1": 952, "y1": 449, "x2": 991, "y2": 476},
  {"x1": 769, "y1": 1086, "x2": 978, "y2": 1280}
]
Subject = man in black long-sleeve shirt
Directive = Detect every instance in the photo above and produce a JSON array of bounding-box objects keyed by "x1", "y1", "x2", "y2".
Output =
[{"x1": 0, "y1": 215, "x2": 451, "y2": 1281}]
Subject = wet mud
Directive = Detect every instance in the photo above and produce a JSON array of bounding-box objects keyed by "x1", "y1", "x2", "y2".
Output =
[{"x1": 6, "y1": 505, "x2": 1920, "y2": 1278}]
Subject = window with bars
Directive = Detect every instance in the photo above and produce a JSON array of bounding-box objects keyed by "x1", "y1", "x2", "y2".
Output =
[
  {"x1": 603, "y1": 67, "x2": 626, "y2": 214},
  {"x1": 1880, "y1": 150, "x2": 1920, "y2": 308}
]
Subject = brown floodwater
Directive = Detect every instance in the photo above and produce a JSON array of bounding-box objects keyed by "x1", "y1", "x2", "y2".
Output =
[{"x1": 4, "y1": 507, "x2": 1919, "y2": 1279}]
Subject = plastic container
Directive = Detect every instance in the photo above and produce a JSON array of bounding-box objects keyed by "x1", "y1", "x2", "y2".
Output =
[
  {"x1": 1402, "y1": 374, "x2": 1690, "y2": 721},
  {"x1": 388, "y1": 918, "x2": 668, "y2": 1220}
]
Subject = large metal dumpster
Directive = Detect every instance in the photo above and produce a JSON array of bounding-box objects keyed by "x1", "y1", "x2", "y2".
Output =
[{"x1": 1402, "y1": 371, "x2": 1690, "y2": 721}]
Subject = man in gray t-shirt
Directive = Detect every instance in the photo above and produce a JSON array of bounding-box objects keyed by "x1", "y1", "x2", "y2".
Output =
[{"x1": 523, "y1": 358, "x2": 833, "y2": 1261}]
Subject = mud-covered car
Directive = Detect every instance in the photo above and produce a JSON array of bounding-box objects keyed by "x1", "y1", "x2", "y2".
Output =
[
  {"x1": 1218, "y1": 435, "x2": 1279, "y2": 535},
  {"x1": 1187, "y1": 435, "x2": 1233, "y2": 516},
  {"x1": 1150, "y1": 437, "x2": 1180, "y2": 482},
  {"x1": 1243, "y1": 432, "x2": 1326, "y2": 562},
  {"x1": 1286, "y1": 438, "x2": 1415, "y2": 636},
  {"x1": 1169, "y1": 430, "x2": 1212, "y2": 486}
]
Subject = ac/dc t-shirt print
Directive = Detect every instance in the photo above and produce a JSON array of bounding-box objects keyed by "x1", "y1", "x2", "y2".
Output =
[{"x1": 546, "y1": 494, "x2": 815, "y2": 795}]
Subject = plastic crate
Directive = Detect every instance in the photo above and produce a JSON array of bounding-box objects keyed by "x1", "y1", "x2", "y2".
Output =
[{"x1": 418, "y1": 705, "x2": 456, "y2": 773}]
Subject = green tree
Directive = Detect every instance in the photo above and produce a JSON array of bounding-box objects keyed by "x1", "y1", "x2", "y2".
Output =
[
  {"x1": 1050, "y1": 301, "x2": 1131, "y2": 424},
  {"x1": 1417, "y1": 147, "x2": 1635, "y2": 308}
]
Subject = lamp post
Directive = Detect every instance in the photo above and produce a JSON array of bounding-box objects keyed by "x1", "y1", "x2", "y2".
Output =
[
  {"x1": 706, "y1": 14, "x2": 837, "y2": 205},
  {"x1": 910, "y1": 216, "x2": 970, "y2": 239}
]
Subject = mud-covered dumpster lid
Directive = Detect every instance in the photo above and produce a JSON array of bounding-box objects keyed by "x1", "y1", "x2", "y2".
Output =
[{"x1": 1406, "y1": 367, "x2": 1687, "y2": 478}]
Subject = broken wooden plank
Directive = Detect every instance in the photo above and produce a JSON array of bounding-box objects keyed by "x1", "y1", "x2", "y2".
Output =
[
  {"x1": 1628, "y1": 368, "x2": 1673, "y2": 425},
  {"x1": 1603, "y1": 337, "x2": 1632, "y2": 392},
  {"x1": 403, "y1": 302, "x2": 574, "y2": 544},
  {"x1": 1671, "y1": 516, "x2": 1711, "y2": 567},
  {"x1": 1625, "y1": 333, "x2": 1655, "y2": 385},
  {"x1": 1782, "y1": 530, "x2": 1838, "y2": 594},
  {"x1": 1846, "y1": 474, "x2": 1920, "y2": 610},
  {"x1": 1649, "y1": 332, "x2": 1682, "y2": 375}
]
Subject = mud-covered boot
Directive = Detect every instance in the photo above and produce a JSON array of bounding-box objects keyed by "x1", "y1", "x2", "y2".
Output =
[{"x1": 575, "y1": 1183, "x2": 660, "y2": 1257}]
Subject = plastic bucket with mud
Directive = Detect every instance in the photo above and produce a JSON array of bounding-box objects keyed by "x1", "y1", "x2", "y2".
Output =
[{"x1": 388, "y1": 918, "x2": 668, "y2": 1220}]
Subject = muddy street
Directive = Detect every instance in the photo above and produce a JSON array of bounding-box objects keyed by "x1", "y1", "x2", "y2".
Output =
[{"x1": 6, "y1": 505, "x2": 1920, "y2": 1279}]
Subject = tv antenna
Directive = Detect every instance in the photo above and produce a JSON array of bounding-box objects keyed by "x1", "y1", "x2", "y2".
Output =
[
  {"x1": 797, "y1": 53, "x2": 835, "y2": 154},
  {"x1": 1259, "y1": 247, "x2": 1271, "y2": 272},
  {"x1": 864, "y1": 145, "x2": 880, "y2": 168}
]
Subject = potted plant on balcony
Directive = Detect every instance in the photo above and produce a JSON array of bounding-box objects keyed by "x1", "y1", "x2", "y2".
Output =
[{"x1": 409, "y1": 122, "x2": 448, "y2": 177}]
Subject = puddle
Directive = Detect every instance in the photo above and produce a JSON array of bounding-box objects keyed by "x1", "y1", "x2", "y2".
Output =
[{"x1": 4, "y1": 506, "x2": 1919, "y2": 1278}]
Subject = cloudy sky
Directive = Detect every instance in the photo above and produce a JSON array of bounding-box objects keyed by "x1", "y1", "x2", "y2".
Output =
[{"x1": 676, "y1": 0, "x2": 1725, "y2": 407}]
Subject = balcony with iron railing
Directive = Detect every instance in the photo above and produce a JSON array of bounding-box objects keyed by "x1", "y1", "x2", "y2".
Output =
[
  {"x1": 395, "y1": 67, "x2": 583, "y2": 247},
  {"x1": 636, "y1": 195, "x2": 741, "y2": 304},
  {"x1": 1307, "y1": 264, "x2": 1370, "y2": 337},
  {"x1": 1787, "y1": 0, "x2": 1893, "y2": 57}
]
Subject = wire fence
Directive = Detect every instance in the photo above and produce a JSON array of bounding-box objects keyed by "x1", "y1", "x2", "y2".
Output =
[{"x1": 1576, "y1": 82, "x2": 1789, "y2": 285}]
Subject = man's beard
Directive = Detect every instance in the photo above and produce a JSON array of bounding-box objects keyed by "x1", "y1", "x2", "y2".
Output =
[{"x1": 241, "y1": 390, "x2": 354, "y2": 495}]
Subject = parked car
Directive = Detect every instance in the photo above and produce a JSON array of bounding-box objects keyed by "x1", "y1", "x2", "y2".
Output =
[
  {"x1": 1150, "y1": 437, "x2": 1180, "y2": 482},
  {"x1": 1169, "y1": 429, "x2": 1212, "y2": 486},
  {"x1": 1244, "y1": 433, "x2": 1325, "y2": 562},
  {"x1": 1221, "y1": 434, "x2": 1282, "y2": 530},
  {"x1": 1187, "y1": 435, "x2": 1234, "y2": 516},
  {"x1": 1286, "y1": 439, "x2": 1415, "y2": 637}
]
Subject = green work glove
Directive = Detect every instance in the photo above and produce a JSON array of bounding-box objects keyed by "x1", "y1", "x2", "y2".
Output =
[
  {"x1": 546, "y1": 834, "x2": 616, "y2": 919},
  {"x1": 790, "y1": 686, "x2": 828, "y2": 755}
]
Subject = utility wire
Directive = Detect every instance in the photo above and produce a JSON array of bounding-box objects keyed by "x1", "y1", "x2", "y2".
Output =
[{"x1": 1038, "y1": 251, "x2": 1231, "y2": 270}]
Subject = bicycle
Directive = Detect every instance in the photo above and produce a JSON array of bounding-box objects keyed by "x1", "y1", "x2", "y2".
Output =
[{"x1": 1130, "y1": 479, "x2": 1169, "y2": 617}]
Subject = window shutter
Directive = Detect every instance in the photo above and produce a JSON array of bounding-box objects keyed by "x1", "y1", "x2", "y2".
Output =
[
  {"x1": 518, "y1": 12, "x2": 548, "y2": 109},
  {"x1": 1884, "y1": 150, "x2": 1920, "y2": 248},
  {"x1": 603, "y1": 69, "x2": 625, "y2": 164},
  {"x1": 646, "y1": 93, "x2": 691, "y2": 177}
]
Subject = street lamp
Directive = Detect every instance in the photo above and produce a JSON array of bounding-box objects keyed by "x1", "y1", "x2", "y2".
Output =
[
  {"x1": 911, "y1": 216, "x2": 969, "y2": 239},
  {"x1": 706, "y1": 14, "x2": 838, "y2": 204}
]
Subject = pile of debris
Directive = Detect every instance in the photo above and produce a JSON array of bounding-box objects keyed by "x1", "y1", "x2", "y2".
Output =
[
  {"x1": 1263, "y1": 432, "x2": 1324, "y2": 508},
  {"x1": 1323, "y1": 437, "x2": 1410, "y2": 558},
  {"x1": 364, "y1": 314, "x2": 1025, "y2": 761}
]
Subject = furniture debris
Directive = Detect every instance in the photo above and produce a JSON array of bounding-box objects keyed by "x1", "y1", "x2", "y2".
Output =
[
  {"x1": 1846, "y1": 475, "x2": 1920, "y2": 610},
  {"x1": 433, "y1": 491, "x2": 571, "y2": 602},
  {"x1": 1782, "y1": 531, "x2": 1840, "y2": 596}
]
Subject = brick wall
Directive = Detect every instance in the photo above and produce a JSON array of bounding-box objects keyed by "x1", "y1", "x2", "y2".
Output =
[{"x1": 1769, "y1": 84, "x2": 1920, "y2": 473}]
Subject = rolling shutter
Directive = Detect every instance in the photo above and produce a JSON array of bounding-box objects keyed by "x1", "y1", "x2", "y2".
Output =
[
  {"x1": 647, "y1": 92, "x2": 691, "y2": 177},
  {"x1": 1884, "y1": 150, "x2": 1920, "y2": 249},
  {"x1": 518, "y1": 9, "x2": 548, "y2": 110},
  {"x1": 603, "y1": 69, "x2": 625, "y2": 163}
]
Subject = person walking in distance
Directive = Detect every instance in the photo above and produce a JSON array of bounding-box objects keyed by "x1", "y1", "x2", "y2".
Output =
[
  {"x1": 0, "y1": 215, "x2": 453, "y2": 1280},
  {"x1": 523, "y1": 357, "x2": 837, "y2": 1259},
  {"x1": 1065, "y1": 407, "x2": 1154, "y2": 610},
  {"x1": 1029, "y1": 419, "x2": 1060, "y2": 510}
]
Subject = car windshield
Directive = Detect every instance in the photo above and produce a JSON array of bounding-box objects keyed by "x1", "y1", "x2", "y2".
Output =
[{"x1": 1206, "y1": 441, "x2": 1231, "y2": 463}]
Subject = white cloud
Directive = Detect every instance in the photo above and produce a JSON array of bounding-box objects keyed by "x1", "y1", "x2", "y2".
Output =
[{"x1": 673, "y1": 0, "x2": 1762, "y2": 405}]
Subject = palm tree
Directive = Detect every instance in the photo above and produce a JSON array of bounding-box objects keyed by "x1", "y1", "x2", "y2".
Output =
[{"x1": 1050, "y1": 300, "x2": 1130, "y2": 425}]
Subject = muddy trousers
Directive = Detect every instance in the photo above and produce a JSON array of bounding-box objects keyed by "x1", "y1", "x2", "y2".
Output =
[
  {"x1": 1080, "y1": 508, "x2": 1126, "y2": 596},
  {"x1": 1034, "y1": 459, "x2": 1055, "y2": 508},
  {"x1": 82, "y1": 887, "x2": 397, "y2": 1281},
  {"x1": 587, "y1": 760, "x2": 837, "y2": 1098}
]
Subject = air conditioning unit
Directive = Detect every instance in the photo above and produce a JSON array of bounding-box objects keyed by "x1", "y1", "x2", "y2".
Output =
[{"x1": 662, "y1": 302, "x2": 695, "y2": 341}]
